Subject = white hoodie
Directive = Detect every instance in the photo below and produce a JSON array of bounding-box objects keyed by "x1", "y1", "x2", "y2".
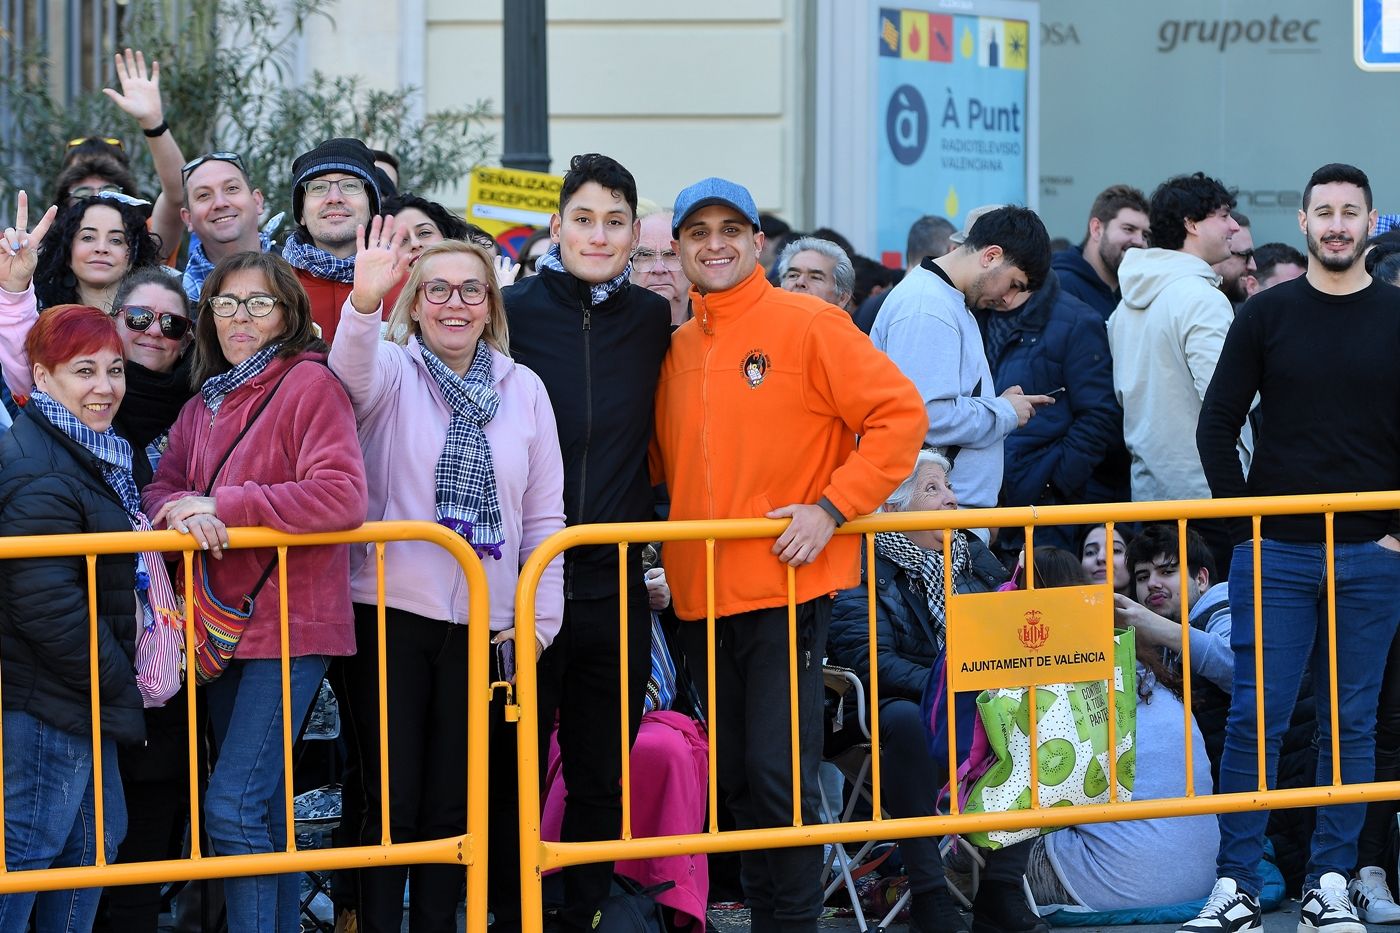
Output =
[{"x1": 1107, "y1": 248, "x2": 1251, "y2": 502}]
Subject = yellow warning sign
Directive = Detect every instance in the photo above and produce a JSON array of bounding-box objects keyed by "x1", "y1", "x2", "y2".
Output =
[
  {"x1": 466, "y1": 166, "x2": 563, "y2": 237},
  {"x1": 946, "y1": 585, "x2": 1114, "y2": 692}
]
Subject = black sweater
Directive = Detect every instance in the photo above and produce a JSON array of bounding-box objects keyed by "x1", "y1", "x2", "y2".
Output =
[
  {"x1": 1197, "y1": 275, "x2": 1400, "y2": 543},
  {"x1": 504, "y1": 268, "x2": 671, "y2": 598}
]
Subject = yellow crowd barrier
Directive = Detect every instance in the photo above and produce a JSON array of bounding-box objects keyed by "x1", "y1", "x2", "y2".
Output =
[
  {"x1": 0, "y1": 520, "x2": 491, "y2": 933},
  {"x1": 513, "y1": 491, "x2": 1400, "y2": 929}
]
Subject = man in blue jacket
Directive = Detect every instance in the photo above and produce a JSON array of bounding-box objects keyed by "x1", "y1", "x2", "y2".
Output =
[
  {"x1": 976, "y1": 267, "x2": 1120, "y2": 554},
  {"x1": 1051, "y1": 184, "x2": 1149, "y2": 320}
]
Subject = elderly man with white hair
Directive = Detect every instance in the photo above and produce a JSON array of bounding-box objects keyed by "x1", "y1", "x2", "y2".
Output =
[{"x1": 777, "y1": 236, "x2": 855, "y2": 311}]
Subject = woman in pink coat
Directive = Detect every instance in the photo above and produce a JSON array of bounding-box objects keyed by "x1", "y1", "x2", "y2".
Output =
[{"x1": 328, "y1": 218, "x2": 564, "y2": 933}]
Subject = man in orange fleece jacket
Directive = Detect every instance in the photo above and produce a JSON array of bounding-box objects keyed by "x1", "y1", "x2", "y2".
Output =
[{"x1": 651, "y1": 177, "x2": 927, "y2": 933}]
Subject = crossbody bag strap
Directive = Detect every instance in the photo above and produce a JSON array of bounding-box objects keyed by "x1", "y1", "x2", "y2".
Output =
[{"x1": 200, "y1": 360, "x2": 309, "y2": 600}]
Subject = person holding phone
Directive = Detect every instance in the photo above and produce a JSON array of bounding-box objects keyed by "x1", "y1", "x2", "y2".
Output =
[{"x1": 328, "y1": 217, "x2": 565, "y2": 933}]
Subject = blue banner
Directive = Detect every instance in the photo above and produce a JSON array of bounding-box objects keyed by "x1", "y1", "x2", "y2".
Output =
[{"x1": 875, "y1": 8, "x2": 1030, "y2": 264}]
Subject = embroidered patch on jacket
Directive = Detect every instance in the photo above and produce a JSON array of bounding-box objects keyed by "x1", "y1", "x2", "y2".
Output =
[{"x1": 742, "y1": 350, "x2": 769, "y2": 388}]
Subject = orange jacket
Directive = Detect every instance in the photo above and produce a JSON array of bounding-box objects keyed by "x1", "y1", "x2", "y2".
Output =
[{"x1": 650, "y1": 266, "x2": 927, "y2": 621}]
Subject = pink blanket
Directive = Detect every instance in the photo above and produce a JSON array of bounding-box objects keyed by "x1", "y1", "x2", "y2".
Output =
[{"x1": 542, "y1": 710, "x2": 710, "y2": 931}]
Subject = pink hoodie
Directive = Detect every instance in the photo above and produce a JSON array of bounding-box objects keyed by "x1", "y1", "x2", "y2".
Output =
[{"x1": 328, "y1": 298, "x2": 565, "y2": 646}]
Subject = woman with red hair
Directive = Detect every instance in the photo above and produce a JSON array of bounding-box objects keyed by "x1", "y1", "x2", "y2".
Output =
[{"x1": 0, "y1": 304, "x2": 153, "y2": 931}]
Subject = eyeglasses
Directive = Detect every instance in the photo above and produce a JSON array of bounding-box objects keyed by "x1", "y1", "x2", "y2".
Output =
[
  {"x1": 420, "y1": 280, "x2": 488, "y2": 306},
  {"x1": 67, "y1": 136, "x2": 123, "y2": 150},
  {"x1": 632, "y1": 248, "x2": 681, "y2": 271},
  {"x1": 302, "y1": 177, "x2": 366, "y2": 198},
  {"x1": 207, "y1": 294, "x2": 279, "y2": 318},
  {"x1": 1231, "y1": 248, "x2": 1255, "y2": 261},
  {"x1": 181, "y1": 151, "x2": 246, "y2": 184},
  {"x1": 69, "y1": 183, "x2": 122, "y2": 201},
  {"x1": 114, "y1": 305, "x2": 192, "y2": 339}
]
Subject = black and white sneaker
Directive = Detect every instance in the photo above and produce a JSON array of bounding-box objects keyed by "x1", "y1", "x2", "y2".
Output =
[
  {"x1": 1176, "y1": 877, "x2": 1262, "y2": 933},
  {"x1": 1299, "y1": 871, "x2": 1366, "y2": 932}
]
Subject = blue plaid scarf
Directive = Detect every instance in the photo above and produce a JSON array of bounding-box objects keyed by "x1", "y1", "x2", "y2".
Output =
[
  {"x1": 30, "y1": 389, "x2": 141, "y2": 515},
  {"x1": 184, "y1": 231, "x2": 274, "y2": 302},
  {"x1": 281, "y1": 231, "x2": 356, "y2": 284},
  {"x1": 536, "y1": 244, "x2": 633, "y2": 307},
  {"x1": 200, "y1": 342, "x2": 282, "y2": 417},
  {"x1": 416, "y1": 337, "x2": 504, "y2": 559}
]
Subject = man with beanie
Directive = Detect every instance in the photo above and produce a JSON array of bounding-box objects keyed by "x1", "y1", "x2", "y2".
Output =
[
  {"x1": 502, "y1": 153, "x2": 671, "y2": 932},
  {"x1": 282, "y1": 137, "x2": 384, "y2": 342},
  {"x1": 651, "y1": 177, "x2": 926, "y2": 933}
]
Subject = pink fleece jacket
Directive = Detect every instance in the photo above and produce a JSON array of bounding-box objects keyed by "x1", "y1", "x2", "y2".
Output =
[
  {"x1": 327, "y1": 298, "x2": 566, "y2": 646},
  {"x1": 0, "y1": 284, "x2": 37, "y2": 399},
  {"x1": 143, "y1": 352, "x2": 368, "y2": 658}
]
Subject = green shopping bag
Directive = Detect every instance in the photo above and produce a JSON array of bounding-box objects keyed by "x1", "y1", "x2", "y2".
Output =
[{"x1": 960, "y1": 627, "x2": 1137, "y2": 849}]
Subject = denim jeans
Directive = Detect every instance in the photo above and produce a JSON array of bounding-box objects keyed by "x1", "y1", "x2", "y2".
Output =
[
  {"x1": 206, "y1": 656, "x2": 329, "y2": 933},
  {"x1": 0, "y1": 710, "x2": 125, "y2": 933},
  {"x1": 1216, "y1": 539, "x2": 1400, "y2": 895}
]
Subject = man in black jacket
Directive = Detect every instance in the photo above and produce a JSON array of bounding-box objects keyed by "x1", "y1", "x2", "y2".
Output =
[{"x1": 504, "y1": 153, "x2": 671, "y2": 931}]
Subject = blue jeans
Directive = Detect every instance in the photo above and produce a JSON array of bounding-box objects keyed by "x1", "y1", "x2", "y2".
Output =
[
  {"x1": 0, "y1": 711, "x2": 125, "y2": 933},
  {"x1": 206, "y1": 656, "x2": 329, "y2": 933},
  {"x1": 1216, "y1": 539, "x2": 1400, "y2": 895}
]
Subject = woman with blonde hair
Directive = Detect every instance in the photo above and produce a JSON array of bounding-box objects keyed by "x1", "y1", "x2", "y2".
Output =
[{"x1": 328, "y1": 218, "x2": 564, "y2": 932}]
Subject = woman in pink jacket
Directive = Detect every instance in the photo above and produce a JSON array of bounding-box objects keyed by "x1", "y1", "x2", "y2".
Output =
[
  {"x1": 143, "y1": 251, "x2": 368, "y2": 933},
  {"x1": 328, "y1": 218, "x2": 564, "y2": 933}
]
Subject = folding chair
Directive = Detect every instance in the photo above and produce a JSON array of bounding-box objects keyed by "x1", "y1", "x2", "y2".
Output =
[{"x1": 820, "y1": 665, "x2": 983, "y2": 932}]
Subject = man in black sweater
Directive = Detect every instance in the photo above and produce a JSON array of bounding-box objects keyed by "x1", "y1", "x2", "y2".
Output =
[
  {"x1": 1186, "y1": 163, "x2": 1400, "y2": 933},
  {"x1": 504, "y1": 154, "x2": 672, "y2": 931}
]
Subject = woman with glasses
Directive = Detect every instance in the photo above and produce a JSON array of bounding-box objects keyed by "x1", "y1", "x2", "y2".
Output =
[
  {"x1": 327, "y1": 217, "x2": 564, "y2": 933},
  {"x1": 517, "y1": 226, "x2": 552, "y2": 279},
  {"x1": 144, "y1": 250, "x2": 367, "y2": 933}
]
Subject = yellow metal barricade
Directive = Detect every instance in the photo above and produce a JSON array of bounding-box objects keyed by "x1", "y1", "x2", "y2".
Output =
[
  {"x1": 0, "y1": 520, "x2": 491, "y2": 933},
  {"x1": 514, "y1": 491, "x2": 1400, "y2": 929}
]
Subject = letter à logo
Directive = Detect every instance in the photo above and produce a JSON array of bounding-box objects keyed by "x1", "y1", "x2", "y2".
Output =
[
  {"x1": 742, "y1": 350, "x2": 770, "y2": 389},
  {"x1": 1018, "y1": 608, "x2": 1050, "y2": 651},
  {"x1": 885, "y1": 84, "x2": 928, "y2": 166}
]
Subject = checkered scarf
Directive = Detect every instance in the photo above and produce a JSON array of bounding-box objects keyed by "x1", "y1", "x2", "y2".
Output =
[
  {"x1": 184, "y1": 231, "x2": 274, "y2": 302},
  {"x1": 416, "y1": 337, "x2": 504, "y2": 559},
  {"x1": 28, "y1": 390, "x2": 181, "y2": 638},
  {"x1": 873, "y1": 530, "x2": 970, "y2": 653},
  {"x1": 200, "y1": 342, "x2": 282, "y2": 417},
  {"x1": 535, "y1": 244, "x2": 633, "y2": 306},
  {"x1": 281, "y1": 231, "x2": 356, "y2": 284}
]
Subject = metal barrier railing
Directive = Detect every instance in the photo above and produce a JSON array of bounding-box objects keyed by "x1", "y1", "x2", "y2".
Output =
[
  {"x1": 0, "y1": 520, "x2": 491, "y2": 933},
  {"x1": 513, "y1": 491, "x2": 1400, "y2": 928}
]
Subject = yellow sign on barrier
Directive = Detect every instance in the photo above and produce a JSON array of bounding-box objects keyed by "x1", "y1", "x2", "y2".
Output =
[{"x1": 945, "y1": 584, "x2": 1114, "y2": 690}]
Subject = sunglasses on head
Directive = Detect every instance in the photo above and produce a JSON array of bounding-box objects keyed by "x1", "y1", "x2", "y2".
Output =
[
  {"x1": 67, "y1": 136, "x2": 123, "y2": 150},
  {"x1": 113, "y1": 305, "x2": 192, "y2": 340},
  {"x1": 181, "y1": 151, "x2": 246, "y2": 184}
]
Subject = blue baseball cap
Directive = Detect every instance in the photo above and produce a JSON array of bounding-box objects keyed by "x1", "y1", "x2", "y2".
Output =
[{"x1": 671, "y1": 177, "x2": 761, "y2": 238}]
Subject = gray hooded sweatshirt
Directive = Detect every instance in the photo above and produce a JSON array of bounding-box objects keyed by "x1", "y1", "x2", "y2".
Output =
[{"x1": 1107, "y1": 248, "x2": 1252, "y2": 502}]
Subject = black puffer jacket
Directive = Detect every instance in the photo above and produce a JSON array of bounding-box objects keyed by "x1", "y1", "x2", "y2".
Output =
[
  {"x1": 829, "y1": 533, "x2": 1008, "y2": 700},
  {"x1": 504, "y1": 267, "x2": 671, "y2": 598},
  {"x1": 0, "y1": 408, "x2": 146, "y2": 745}
]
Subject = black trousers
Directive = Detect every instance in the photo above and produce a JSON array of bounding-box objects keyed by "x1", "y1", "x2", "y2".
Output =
[
  {"x1": 714, "y1": 598, "x2": 830, "y2": 933},
  {"x1": 539, "y1": 586, "x2": 652, "y2": 927},
  {"x1": 1358, "y1": 625, "x2": 1400, "y2": 869},
  {"x1": 879, "y1": 697, "x2": 1030, "y2": 893},
  {"x1": 339, "y1": 604, "x2": 521, "y2": 933}
]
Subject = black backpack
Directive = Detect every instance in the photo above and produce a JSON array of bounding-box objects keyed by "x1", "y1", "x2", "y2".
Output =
[{"x1": 589, "y1": 878, "x2": 677, "y2": 933}]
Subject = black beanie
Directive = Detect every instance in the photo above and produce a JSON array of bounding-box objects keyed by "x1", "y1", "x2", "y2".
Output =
[{"x1": 290, "y1": 137, "x2": 382, "y2": 223}]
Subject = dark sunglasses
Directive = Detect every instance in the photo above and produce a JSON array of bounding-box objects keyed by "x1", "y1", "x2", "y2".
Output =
[
  {"x1": 1231, "y1": 248, "x2": 1255, "y2": 261},
  {"x1": 181, "y1": 151, "x2": 246, "y2": 184},
  {"x1": 114, "y1": 305, "x2": 192, "y2": 340}
]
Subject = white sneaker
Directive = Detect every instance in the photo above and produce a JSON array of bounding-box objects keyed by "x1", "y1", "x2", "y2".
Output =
[
  {"x1": 1350, "y1": 865, "x2": 1400, "y2": 924},
  {"x1": 1177, "y1": 877, "x2": 1262, "y2": 933},
  {"x1": 1299, "y1": 871, "x2": 1365, "y2": 932}
]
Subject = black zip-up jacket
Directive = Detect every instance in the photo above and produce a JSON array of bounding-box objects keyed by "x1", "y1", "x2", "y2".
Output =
[
  {"x1": 504, "y1": 267, "x2": 671, "y2": 599},
  {"x1": 0, "y1": 408, "x2": 147, "y2": 745}
]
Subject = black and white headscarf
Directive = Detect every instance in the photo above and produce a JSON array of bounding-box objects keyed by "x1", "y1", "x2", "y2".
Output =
[
  {"x1": 874, "y1": 530, "x2": 971, "y2": 653},
  {"x1": 417, "y1": 338, "x2": 504, "y2": 559}
]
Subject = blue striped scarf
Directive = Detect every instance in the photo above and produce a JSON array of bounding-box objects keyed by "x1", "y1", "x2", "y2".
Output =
[
  {"x1": 416, "y1": 338, "x2": 504, "y2": 559},
  {"x1": 29, "y1": 389, "x2": 140, "y2": 516},
  {"x1": 536, "y1": 244, "x2": 633, "y2": 306},
  {"x1": 282, "y1": 231, "x2": 356, "y2": 283},
  {"x1": 200, "y1": 342, "x2": 282, "y2": 417}
]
